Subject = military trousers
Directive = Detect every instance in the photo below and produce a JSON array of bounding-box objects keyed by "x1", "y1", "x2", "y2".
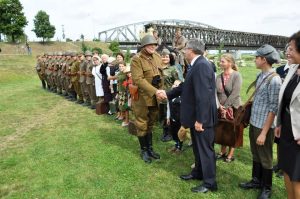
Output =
[
  {"x1": 87, "y1": 83, "x2": 97, "y2": 105},
  {"x1": 80, "y1": 81, "x2": 90, "y2": 101},
  {"x1": 249, "y1": 124, "x2": 274, "y2": 169},
  {"x1": 72, "y1": 80, "x2": 83, "y2": 101},
  {"x1": 132, "y1": 104, "x2": 159, "y2": 137}
]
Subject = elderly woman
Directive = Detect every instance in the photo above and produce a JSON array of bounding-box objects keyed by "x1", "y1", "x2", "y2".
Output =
[
  {"x1": 276, "y1": 31, "x2": 300, "y2": 199},
  {"x1": 92, "y1": 55, "x2": 104, "y2": 101}
]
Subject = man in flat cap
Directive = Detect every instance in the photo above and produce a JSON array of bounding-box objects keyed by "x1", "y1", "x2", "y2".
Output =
[{"x1": 239, "y1": 44, "x2": 282, "y2": 199}]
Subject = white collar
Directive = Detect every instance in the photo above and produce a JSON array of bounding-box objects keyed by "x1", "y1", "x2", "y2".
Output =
[{"x1": 191, "y1": 55, "x2": 201, "y2": 66}]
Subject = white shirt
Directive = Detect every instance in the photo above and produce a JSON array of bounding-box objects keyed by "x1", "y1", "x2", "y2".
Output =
[{"x1": 190, "y1": 55, "x2": 201, "y2": 66}]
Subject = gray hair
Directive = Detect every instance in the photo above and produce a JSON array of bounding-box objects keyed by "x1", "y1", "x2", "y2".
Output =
[{"x1": 186, "y1": 39, "x2": 205, "y2": 55}]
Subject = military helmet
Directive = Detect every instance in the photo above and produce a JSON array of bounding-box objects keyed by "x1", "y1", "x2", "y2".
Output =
[
  {"x1": 140, "y1": 35, "x2": 157, "y2": 47},
  {"x1": 85, "y1": 50, "x2": 93, "y2": 57}
]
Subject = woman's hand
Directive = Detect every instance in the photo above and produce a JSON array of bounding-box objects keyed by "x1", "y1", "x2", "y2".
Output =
[{"x1": 275, "y1": 126, "x2": 281, "y2": 138}]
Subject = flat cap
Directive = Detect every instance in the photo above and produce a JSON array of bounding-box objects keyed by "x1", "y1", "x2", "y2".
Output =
[{"x1": 255, "y1": 44, "x2": 280, "y2": 64}]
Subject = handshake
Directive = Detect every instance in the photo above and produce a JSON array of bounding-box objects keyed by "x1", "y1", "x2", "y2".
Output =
[{"x1": 155, "y1": 90, "x2": 167, "y2": 100}]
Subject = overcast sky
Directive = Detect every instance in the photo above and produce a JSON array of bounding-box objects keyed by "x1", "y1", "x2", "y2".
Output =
[{"x1": 21, "y1": 0, "x2": 300, "y2": 41}]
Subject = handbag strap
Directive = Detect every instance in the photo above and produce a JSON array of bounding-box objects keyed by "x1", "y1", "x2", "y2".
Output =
[
  {"x1": 244, "y1": 72, "x2": 277, "y2": 106},
  {"x1": 221, "y1": 73, "x2": 230, "y2": 98}
]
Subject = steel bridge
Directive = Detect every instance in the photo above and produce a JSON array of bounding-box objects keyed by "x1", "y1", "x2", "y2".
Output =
[{"x1": 98, "y1": 19, "x2": 288, "y2": 50}]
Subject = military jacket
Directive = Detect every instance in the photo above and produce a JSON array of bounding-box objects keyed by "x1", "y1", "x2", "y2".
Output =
[{"x1": 130, "y1": 49, "x2": 164, "y2": 106}]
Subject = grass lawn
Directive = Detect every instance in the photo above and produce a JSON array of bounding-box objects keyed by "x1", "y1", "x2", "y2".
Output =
[{"x1": 0, "y1": 55, "x2": 286, "y2": 198}]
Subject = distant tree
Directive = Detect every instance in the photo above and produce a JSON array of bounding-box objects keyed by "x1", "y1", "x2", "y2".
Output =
[
  {"x1": 32, "y1": 10, "x2": 56, "y2": 43},
  {"x1": 80, "y1": 34, "x2": 84, "y2": 41},
  {"x1": 125, "y1": 48, "x2": 131, "y2": 63},
  {"x1": 92, "y1": 47, "x2": 102, "y2": 55},
  {"x1": 66, "y1": 38, "x2": 73, "y2": 42},
  {"x1": 109, "y1": 41, "x2": 120, "y2": 55},
  {"x1": 0, "y1": 0, "x2": 28, "y2": 43}
]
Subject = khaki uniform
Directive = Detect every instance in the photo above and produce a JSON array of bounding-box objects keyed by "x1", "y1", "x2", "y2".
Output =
[
  {"x1": 56, "y1": 58, "x2": 64, "y2": 94},
  {"x1": 70, "y1": 60, "x2": 83, "y2": 101},
  {"x1": 52, "y1": 57, "x2": 59, "y2": 92},
  {"x1": 85, "y1": 60, "x2": 97, "y2": 106},
  {"x1": 79, "y1": 60, "x2": 90, "y2": 102},
  {"x1": 64, "y1": 59, "x2": 74, "y2": 96},
  {"x1": 172, "y1": 35, "x2": 186, "y2": 66},
  {"x1": 60, "y1": 59, "x2": 67, "y2": 95},
  {"x1": 36, "y1": 59, "x2": 46, "y2": 88},
  {"x1": 131, "y1": 49, "x2": 164, "y2": 136}
]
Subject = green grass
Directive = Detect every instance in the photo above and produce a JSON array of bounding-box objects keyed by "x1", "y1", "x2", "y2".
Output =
[{"x1": 0, "y1": 55, "x2": 286, "y2": 198}]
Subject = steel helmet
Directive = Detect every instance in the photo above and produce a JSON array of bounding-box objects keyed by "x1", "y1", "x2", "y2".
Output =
[{"x1": 141, "y1": 35, "x2": 157, "y2": 47}]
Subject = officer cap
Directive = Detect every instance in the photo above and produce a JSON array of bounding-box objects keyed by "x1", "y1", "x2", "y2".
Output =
[
  {"x1": 85, "y1": 50, "x2": 93, "y2": 57},
  {"x1": 57, "y1": 51, "x2": 63, "y2": 56},
  {"x1": 70, "y1": 52, "x2": 77, "y2": 57},
  {"x1": 255, "y1": 44, "x2": 280, "y2": 64},
  {"x1": 161, "y1": 48, "x2": 170, "y2": 55},
  {"x1": 140, "y1": 35, "x2": 157, "y2": 47}
]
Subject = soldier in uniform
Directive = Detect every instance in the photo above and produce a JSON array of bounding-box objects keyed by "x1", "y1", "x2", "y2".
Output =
[
  {"x1": 172, "y1": 27, "x2": 187, "y2": 66},
  {"x1": 130, "y1": 35, "x2": 165, "y2": 163},
  {"x1": 70, "y1": 52, "x2": 84, "y2": 104},
  {"x1": 79, "y1": 51, "x2": 90, "y2": 106},
  {"x1": 56, "y1": 52, "x2": 64, "y2": 95},
  {"x1": 60, "y1": 52, "x2": 69, "y2": 97},
  {"x1": 85, "y1": 51, "x2": 97, "y2": 109},
  {"x1": 64, "y1": 52, "x2": 75, "y2": 100},
  {"x1": 52, "y1": 52, "x2": 58, "y2": 93},
  {"x1": 45, "y1": 52, "x2": 53, "y2": 91},
  {"x1": 36, "y1": 54, "x2": 46, "y2": 89}
]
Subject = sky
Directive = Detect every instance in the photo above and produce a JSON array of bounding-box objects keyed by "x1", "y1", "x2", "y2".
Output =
[{"x1": 20, "y1": 0, "x2": 300, "y2": 41}]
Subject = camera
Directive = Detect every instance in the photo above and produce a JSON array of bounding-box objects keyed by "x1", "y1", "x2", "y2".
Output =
[{"x1": 152, "y1": 75, "x2": 161, "y2": 88}]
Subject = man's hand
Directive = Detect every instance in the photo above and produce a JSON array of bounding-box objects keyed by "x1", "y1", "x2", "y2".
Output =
[
  {"x1": 256, "y1": 132, "x2": 266, "y2": 146},
  {"x1": 166, "y1": 118, "x2": 170, "y2": 126},
  {"x1": 195, "y1": 121, "x2": 204, "y2": 132},
  {"x1": 155, "y1": 90, "x2": 167, "y2": 100}
]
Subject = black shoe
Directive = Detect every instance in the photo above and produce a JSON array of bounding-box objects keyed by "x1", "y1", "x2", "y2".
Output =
[
  {"x1": 216, "y1": 153, "x2": 227, "y2": 160},
  {"x1": 90, "y1": 105, "x2": 96, "y2": 109},
  {"x1": 148, "y1": 148, "x2": 160, "y2": 159},
  {"x1": 161, "y1": 134, "x2": 172, "y2": 142},
  {"x1": 239, "y1": 178, "x2": 261, "y2": 189},
  {"x1": 191, "y1": 185, "x2": 217, "y2": 193},
  {"x1": 180, "y1": 174, "x2": 201, "y2": 181},
  {"x1": 76, "y1": 100, "x2": 84, "y2": 104},
  {"x1": 140, "y1": 149, "x2": 152, "y2": 163},
  {"x1": 258, "y1": 187, "x2": 271, "y2": 199}
]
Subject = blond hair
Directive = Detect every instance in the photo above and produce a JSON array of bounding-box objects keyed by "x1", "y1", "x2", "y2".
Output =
[{"x1": 221, "y1": 53, "x2": 238, "y2": 71}]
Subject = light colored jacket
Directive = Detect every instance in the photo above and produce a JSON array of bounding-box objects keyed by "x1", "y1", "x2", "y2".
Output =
[{"x1": 277, "y1": 64, "x2": 300, "y2": 140}]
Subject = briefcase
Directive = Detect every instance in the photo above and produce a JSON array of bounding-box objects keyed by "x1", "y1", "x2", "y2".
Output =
[{"x1": 96, "y1": 102, "x2": 109, "y2": 115}]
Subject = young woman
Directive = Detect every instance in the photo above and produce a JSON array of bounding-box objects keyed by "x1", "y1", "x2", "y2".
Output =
[{"x1": 215, "y1": 53, "x2": 242, "y2": 162}]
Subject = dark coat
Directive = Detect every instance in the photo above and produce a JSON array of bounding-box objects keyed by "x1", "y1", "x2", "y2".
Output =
[{"x1": 167, "y1": 56, "x2": 217, "y2": 128}]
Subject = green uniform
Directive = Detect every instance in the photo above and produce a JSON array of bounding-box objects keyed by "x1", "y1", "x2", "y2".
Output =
[
  {"x1": 70, "y1": 60, "x2": 83, "y2": 102},
  {"x1": 79, "y1": 60, "x2": 90, "y2": 103},
  {"x1": 85, "y1": 60, "x2": 97, "y2": 106}
]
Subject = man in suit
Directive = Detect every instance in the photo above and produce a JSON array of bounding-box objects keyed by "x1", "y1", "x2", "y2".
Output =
[{"x1": 164, "y1": 39, "x2": 218, "y2": 193}]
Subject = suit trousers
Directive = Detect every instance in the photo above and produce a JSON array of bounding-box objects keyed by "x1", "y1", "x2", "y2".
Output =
[{"x1": 190, "y1": 127, "x2": 217, "y2": 188}]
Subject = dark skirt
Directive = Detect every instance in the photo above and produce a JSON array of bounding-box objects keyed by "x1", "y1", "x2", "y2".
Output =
[{"x1": 278, "y1": 109, "x2": 300, "y2": 181}]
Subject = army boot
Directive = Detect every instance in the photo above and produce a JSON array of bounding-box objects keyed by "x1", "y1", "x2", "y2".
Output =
[
  {"x1": 257, "y1": 169, "x2": 272, "y2": 199},
  {"x1": 138, "y1": 136, "x2": 151, "y2": 163},
  {"x1": 146, "y1": 132, "x2": 160, "y2": 159},
  {"x1": 239, "y1": 161, "x2": 262, "y2": 189}
]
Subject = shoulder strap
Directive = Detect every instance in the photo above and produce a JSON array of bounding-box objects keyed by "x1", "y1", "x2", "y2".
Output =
[
  {"x1": 221, "y1": 73, "x2": 230, "y2": 97},
  {"x1": 244, "y1": 72, "x2": 276, "y2": 105}
]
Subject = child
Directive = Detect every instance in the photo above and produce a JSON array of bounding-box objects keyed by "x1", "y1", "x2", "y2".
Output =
[
  {"x1": 117, "y1": 61, "x2": 130, "y2": 127},
  {"x1": 167, "y1": 80, "x2": 183, "y2": 153},
  {"x1": 239, "y1": 44, "x2": 282, "y2": 199}
]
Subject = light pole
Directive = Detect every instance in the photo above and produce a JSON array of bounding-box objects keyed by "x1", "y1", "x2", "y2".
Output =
[{"x1": 62, "y1": 24, "x2": 65, "y2": 41}]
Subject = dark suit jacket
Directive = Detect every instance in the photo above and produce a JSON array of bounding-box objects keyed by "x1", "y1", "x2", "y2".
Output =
[{"x1": 167, "y1": 56, "x2": 217, "y2": 128}]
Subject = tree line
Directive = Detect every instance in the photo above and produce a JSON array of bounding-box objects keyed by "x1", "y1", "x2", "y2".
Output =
[{"x1": 0, "y1": 0, "x2": 55, "y2": 43}]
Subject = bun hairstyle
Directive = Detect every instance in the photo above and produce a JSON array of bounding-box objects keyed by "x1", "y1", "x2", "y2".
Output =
[{"x1": 221, "y1": 53, "x2": 238, "y2": 71}]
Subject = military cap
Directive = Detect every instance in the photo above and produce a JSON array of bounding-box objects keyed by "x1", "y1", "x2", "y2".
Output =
[
  {"x1": 255, "y1": 44, "x2": 280, "y2": 64},
  {"x1": 57, "y1": 51, "x2": 63, "y2": 56},
  {"x1": 141, "y1": 35, "x2": 157, "y2": 47},
  {"x1": 85, "y1": 50, "x2": 93, "y2": 57},
  {"x1": 161, "y1": 48, "x2": 170, "y2": 55},
  {"x1": 70, "y1": 52, "x2": 77, "y2": 57},
  {"x1": 44, "y1": 52, "x2": 48, "y2": 56},
  {"x1": 48, "y1": 52, "x2": 53, "y2": 56}
]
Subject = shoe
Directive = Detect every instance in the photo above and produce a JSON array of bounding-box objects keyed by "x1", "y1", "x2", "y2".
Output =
[
  {"x1": 76, "y1": 100, "x2": 84, "y2": 104},
  {"x1": 191, "y1": 185, "x2": 217, "y2": 193},
  {"x1": 239, "y1": 178, "x2": 262, "y2": 189},
  {"x1": 90, "y1": 105, "x2": 96, "y2": 109},
  {"x1": 121, "y1": 122, "x2": 129, "y2": 127},
  {"x1": 216, "y1": 153, "x2": 226, "y2": 160},
  {"x1": 276, "y1": 170, "x2": 283, "y2": 178},
  {"x1": 272, "y1": 164, "x2": 280, "y2": 173},
  {"x1": 180, "y1": 174, "x2": 201, "y2": 181},
  {"x1": 187, "y1": 140, "x2": 193, "y2": 146},
  {"x1": 167, "y1": 146, "x2": 177, "y2": 153},
  {"x1": 160, "y1": 134, "x2": 172, "y2": 142},
  {"x1": 224, "y1": 156, "x2": 235, "y2": 163}
]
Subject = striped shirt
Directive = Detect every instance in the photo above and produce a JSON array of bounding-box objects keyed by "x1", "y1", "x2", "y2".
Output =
[{"x1": 250, "y1": 70, "x2": 282, "y2": 129}]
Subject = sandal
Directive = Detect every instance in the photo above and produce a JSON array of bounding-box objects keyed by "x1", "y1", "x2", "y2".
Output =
[
  {"x1": 216, "y1": 153, "x2": 226, "y2": 160},
  {"x1": 224, "y1": 156, "x2": 235, "y2": 163}
]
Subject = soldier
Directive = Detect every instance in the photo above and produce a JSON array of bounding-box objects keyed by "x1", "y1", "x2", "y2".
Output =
[
  {"x1": 79, "y1": 51, "x2": 90, "y2": 106},
  {"x1": 52, "y1": 52, "x2": 58, "y2": 93},
  {"x1": 130, "y1": 35, "x2": 165, "y2": 163},
  {"x1": 45, "y1": 52, "x2": 53, "y2": 91},
  {"x1": 56, "y1": 52, "x2": 64, "y2": 95},
  {"x1": 172, "y1": 27, "x2": 187, "y2": 66},
  {"x1": 70, "y1": 52, "x2": 84, "y2": 104},
  {"x1": 64, "y1": 52, "x2": 75, "y2": 100},
  {"x1": 36, "y1": 54, "x2": 46, "y2": 89},
  {"x1": 85, "y1": 51, "x2": 97, "y2": 109},
  {"x1": 60, "y1": 52, "x2": 69, "y2": 97}
]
